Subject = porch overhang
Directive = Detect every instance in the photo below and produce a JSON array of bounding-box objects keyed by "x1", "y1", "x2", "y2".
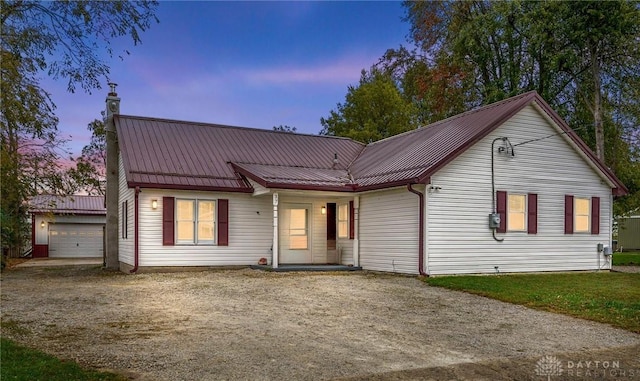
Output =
[{"x1": 231, "y1": 162, "x2": 356, "y2": 193}]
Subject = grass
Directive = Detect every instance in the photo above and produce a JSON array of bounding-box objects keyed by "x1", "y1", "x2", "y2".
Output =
[
  {"x1": 424, "y1": 272, "x2": 640, "y2": 333},
  {"x1": 612, "y1": 251, "x2": 640, "y2": 266},
  {"x1": 0, "y1": 338, "x2": 127, "y2": 381}
]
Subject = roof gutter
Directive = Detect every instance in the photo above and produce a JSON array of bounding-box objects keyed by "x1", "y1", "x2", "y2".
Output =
[
  {"x1": 407, "y1": 184, "x2": 427, "y2": 276},
  {"x1": 130, "y1": 186, "x2": 140, "y2": 274}
]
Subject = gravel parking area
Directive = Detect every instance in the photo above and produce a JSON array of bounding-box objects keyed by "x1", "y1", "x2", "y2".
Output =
[{"x1": 1, "y1": 266, "x2": 639, "y2": 380}]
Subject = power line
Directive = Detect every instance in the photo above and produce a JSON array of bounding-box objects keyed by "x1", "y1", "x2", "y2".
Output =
[{"x1": 512, "y1": 125, "x2": 587, "y2": 148}]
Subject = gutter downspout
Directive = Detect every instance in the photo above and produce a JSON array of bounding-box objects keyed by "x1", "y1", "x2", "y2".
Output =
[
  {"x1": 407, "y1": 184, "x2": 427, "y2": 276},
  {"x1": 130, "y1": 187, "x2": 140, "y2": 273}
]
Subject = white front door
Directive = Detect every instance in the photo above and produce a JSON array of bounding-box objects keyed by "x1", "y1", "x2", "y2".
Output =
[{"x1": 279, "y1": 204, "x2": 312, "y2": 264}]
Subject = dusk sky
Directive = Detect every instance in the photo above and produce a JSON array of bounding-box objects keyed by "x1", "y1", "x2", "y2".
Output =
[{"x1": 45, "y1": 1, "x2": 411, "y2": 157}]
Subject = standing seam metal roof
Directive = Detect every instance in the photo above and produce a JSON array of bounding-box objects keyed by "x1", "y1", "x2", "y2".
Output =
[
  {"x1": 116, "y1": 116, "x2": 365, "y2": 191},
  {"x1": 116, "y1": 91, "x2": 626, "y2": 195},
  {"x1": 28, "y1": 195, "x2": 106, "y2": 215}
]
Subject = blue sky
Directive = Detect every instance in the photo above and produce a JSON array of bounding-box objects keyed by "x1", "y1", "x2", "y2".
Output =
[{"x1": 46, "y1": 1, "x2": 410, "y2": 157}]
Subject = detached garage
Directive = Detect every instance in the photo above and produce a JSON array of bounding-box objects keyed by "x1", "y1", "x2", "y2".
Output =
[{"x1": 29, "y1": 195, "x2": 106, "y2": 259}]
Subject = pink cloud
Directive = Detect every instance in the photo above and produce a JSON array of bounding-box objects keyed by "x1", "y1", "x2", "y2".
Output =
[{"x1": 240, "y1": 55, "x2": 376, "y2": 86}]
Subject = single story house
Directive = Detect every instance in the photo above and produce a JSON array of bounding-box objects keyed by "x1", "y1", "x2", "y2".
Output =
[
  {"x1": 29, "y1": 195, "x2": 106, "y2": 258},
  {"x1": 108, "y1": 90, "x2": 626, "y2": 275}
]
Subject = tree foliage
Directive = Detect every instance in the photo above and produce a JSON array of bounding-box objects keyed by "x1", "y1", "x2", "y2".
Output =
[
  {"x1": 273, "y1": 125, "x2": 297, "y2": 133},
  {"x1": 0, "y1": 1, "x2": 158, "y2": 255},
  {"x1": 63, "y1": 119, "x2": 107, "y2": 196},
  {"x1": 320, "y1": 69, "x2": 419, "y2": 143},
  {"x1": 374, "y1": 0, "x2": 640, "y2": 216}
]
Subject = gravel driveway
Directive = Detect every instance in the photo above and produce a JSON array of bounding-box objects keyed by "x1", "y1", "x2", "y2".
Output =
[{"x1": 1, "y1": 266, "x2": 639, "y2": 380}]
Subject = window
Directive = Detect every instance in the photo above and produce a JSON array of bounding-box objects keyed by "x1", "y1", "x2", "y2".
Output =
[
  {"x1": 507, "y1": 194, "x2": 526, "y2": 231},
  {"x1": 121, "y1": 201, "x2": 128, "y2": 239},
  {"x1": 176, "y1": 199, "x2": 216, "y2": 244},
  {"x1": 574, "y1": 197, "x2": 590, "y2": 233},
  {"x1": 337, "y1": 203, "x2": 348, "y2": 238},
  {"x1": 197, "y1": 200, "x2": 215, "y2": 242},
  {"x1": 289, "y1": 208, "x2": 308, "y2": 249},
  {"x1": 497, "y1": 191, "x2": 537, "y2": 234},
  {"x1": 564, "y1": 195, "x2": 599, "y2": 235}
]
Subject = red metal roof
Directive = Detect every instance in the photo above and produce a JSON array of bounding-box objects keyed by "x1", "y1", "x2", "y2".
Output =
[
  {"x1": 29, "y1": 195, "x2": 106, "y2": 215},
  {"x1": 349, "y1": 91, "x2": 539, "y2": 189},
  {"x1": 116, "y1": 92, "x2": 626, "y2": 195},
  {"x1": 116, "y1": 116, "x2": 364, "y2": 192},
  {"x1": 232, "y1": 163, "x2": 355, "y2": 192}
]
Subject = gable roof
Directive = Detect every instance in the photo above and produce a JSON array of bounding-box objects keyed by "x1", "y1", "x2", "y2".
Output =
[
  {"x1": 116, "y1": 116, "x2": 364, "y2": 192},
  {"x1": 116, "y1": 91, "x2": 626, "y2": 195},
  {"x1": 29, "y1": 195, "x2": 106, "y2": 215}
]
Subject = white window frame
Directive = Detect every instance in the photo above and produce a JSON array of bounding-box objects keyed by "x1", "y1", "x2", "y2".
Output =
[
  {"x1": 507, "y1": 193, "x2": 527, "y2": 232},
  {"x1": 337, "y1": 203, "x2": 349, "y2": 239},
  {"x1": 175, "y1": 199, "x2": 216, "y2": 245},
  {"x1": 574, "y1": 197, "x2": 591, "y2": 233}
]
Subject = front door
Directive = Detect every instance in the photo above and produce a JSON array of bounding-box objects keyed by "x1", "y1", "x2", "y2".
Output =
[{"x1": 279, "y1": 204, "x2": 312, "y2": 264}]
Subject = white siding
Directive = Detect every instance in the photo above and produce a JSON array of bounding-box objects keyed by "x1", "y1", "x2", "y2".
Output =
[
  {"x1": 118, "y1": 176, "x2": 359, "y2": 268},
  {"x1": 277, "y1": 195, "x2": 355, "y2": 265},
  {"x1": 337, "y1": 237, "x2": 353, "y2": 265},
  {"x1": 136, "y1": 189, "x2": 273, "y2": 266},
  {"x1": 311, "y1": 200, "x2": 327, "y2": 264},
  {"x1": 428, "y1": 105, "x2": 613, "y2": 275},
  {"x1": 34, "y1": 215, "x2": 49, "y2": 245},
  {"x1": 118, "y1": 156, "x2": 135, "y2": 265},
  {"x1": 359, "y1": 187, "x2": 420, "y2": 274},
  {"x1": 47, "y1": 215, "x2": 105, "y2": 224}
]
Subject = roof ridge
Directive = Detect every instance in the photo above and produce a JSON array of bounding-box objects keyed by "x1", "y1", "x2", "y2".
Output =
[
  {"x1": 31, "y1": 194, "x2": 103, "y2": 199},
  {"x1": 233, "y1": 162, "x2": 349, "y2": 171},
  {"x1": 116, "y1": 114, "x2": 366, "y2": 144}
]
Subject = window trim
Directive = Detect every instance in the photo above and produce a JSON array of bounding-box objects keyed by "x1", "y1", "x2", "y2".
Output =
[
  {"x1": 507, "y1": 193, "x2": 527, "y2": 232},
  {"x1": 175, "y1": 198, "x2": 217, "y2": 245}
]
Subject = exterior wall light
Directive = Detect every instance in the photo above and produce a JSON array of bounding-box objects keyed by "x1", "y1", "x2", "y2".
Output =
[
  {"x1": 40, "y1": 220, "x2": 46, "y2": 228},
  {"x1": 151, "y1": 199, "x2": 158, "y2": 210},
  {"x1": 321, "y1": 206, "x2": 326, "y2": 215}
]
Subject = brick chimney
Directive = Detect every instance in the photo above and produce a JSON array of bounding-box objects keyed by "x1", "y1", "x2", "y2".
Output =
[{"x1": 104, "y1": 83, "x2": 120, "y2": 270}]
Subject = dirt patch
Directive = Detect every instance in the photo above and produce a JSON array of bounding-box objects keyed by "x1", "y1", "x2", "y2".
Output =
[
  {"x1": 613, "y1": 265, "x2": 640, "y2": 273},
  {"x1": 1, "y1": 266, "x2": 639, "y2": 380},
  {"x1": 2, "y1": 258, "x2": 29, "y2": 269}
]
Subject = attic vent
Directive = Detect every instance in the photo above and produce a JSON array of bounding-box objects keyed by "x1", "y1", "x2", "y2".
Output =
[{"x1": 333, "y1": 153, "x2": 339, "y2": 169}]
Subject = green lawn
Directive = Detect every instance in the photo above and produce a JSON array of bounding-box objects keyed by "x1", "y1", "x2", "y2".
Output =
[
  {"x1": 0, "y1": 338, "x2": 127, "y2": 381},
  {"x1": 424, "y1": 272, "x2": 640, "y2": 333},
  {"x1": 612, "y1": 251, "x2": 640, "y2": 266}
]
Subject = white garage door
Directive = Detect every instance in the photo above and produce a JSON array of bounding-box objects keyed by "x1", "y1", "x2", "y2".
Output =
[{"x1": 49, "y1": 224, "x2": 104, "y2": 258}]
